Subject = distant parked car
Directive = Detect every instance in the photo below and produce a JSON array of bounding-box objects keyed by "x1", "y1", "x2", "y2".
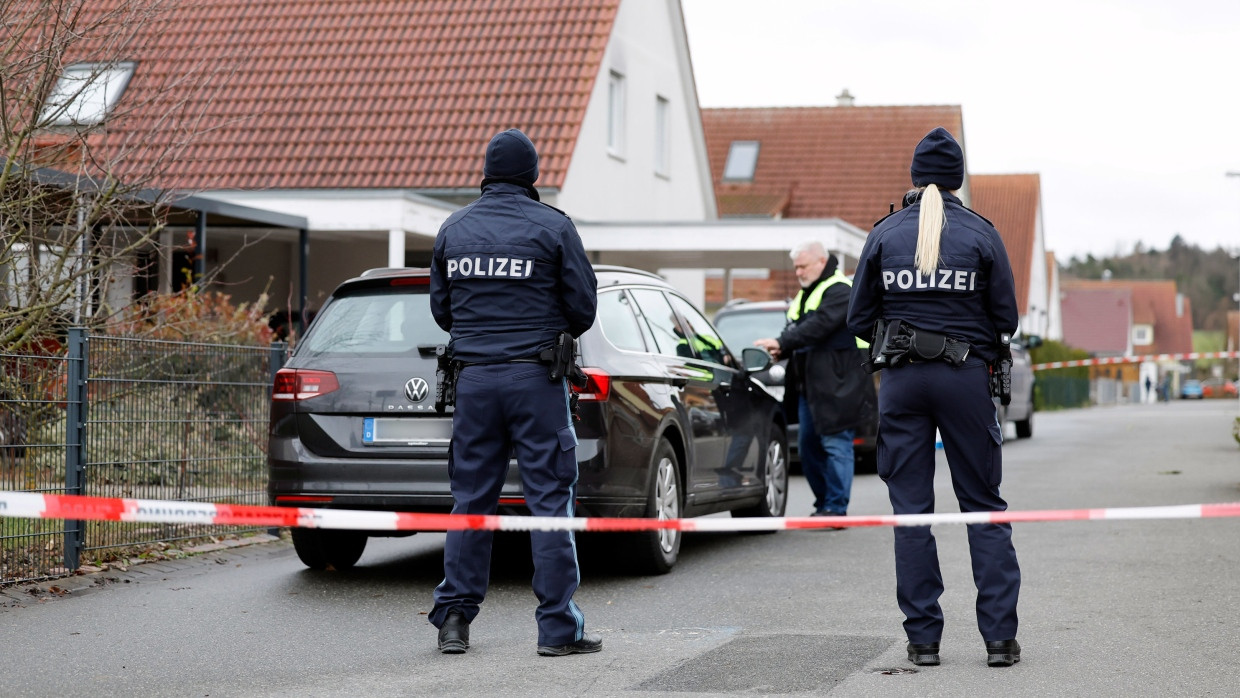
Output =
[
  {"x1": 1200, "y1": 379, "x2": 1237, "y2": 399},
  {"x1": 1000, "y1": 337, "x2": 1038, "y2": 439},
  {"x1": 713, "y1": 299, "x2": 879, "y2": 471},
  {"x1": 713, "y1": 299, "x2": 1037, "y2": 452},
  {"x1": 1180, "y1": 379, "x2": 1205, "y2": 399}
]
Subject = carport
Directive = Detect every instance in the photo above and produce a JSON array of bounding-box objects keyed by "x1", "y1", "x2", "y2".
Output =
[{"x1": 576, "y1": 217, "x2": 869, "y2": 306}]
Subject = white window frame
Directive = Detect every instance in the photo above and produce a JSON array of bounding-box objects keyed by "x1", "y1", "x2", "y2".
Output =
[
  {"x1": 1132, "y1": 324, "x2": 1153, "y2": 346},
  {"x1": 607, "y1": 70, "x2": 626, "y2": 158},
  {"x1": 654, "y1": 95, "x2": 670, "y2": 177},
  {"x1": 723, "y1": 141, "x2": 760, "y2": 181},
  {"x1": 40, "y1": 61, "x2": 137, "y2": 127}
]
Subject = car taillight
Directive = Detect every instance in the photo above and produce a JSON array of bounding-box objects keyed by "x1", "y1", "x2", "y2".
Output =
[
  {"x1": 272, "y1": 368, "x2": 339, "y2": 401},
  {"x1": 572, "y1": 368, "x2": 611, "y2": 402}
]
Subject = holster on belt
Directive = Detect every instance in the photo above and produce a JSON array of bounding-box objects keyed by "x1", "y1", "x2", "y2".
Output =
[
  {"x1": 865, "y1": 319, "x2": 969, "y2": 372},
  {"x1": 434, "y1": 344, "x2": 459, "y2": 414},
  {"x1": 540, "y1": 331, "x2": 588, "y2": 389},
  {"x1": 989, "y1": 333, "x2": 1013, "y2": 405}
]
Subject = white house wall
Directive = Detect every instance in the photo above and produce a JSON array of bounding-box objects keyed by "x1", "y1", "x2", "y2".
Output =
[
  {"x1": 557, "y1": 0, "x2": 715, "y2": 223},
  {"x1": 1046, "y1": 258, "x2": 1063, "y2": 341},
  {"x1": 1022, "y1": 201, "x2": 1051, "y2": 340}
]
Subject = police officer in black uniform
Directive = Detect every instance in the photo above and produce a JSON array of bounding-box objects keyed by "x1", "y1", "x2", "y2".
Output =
[
  {"x1": 428, "y1": 128, "x2": 601, "y2": 657},
  {"x1": 846, "y1": 127, "x2": 1022, "y2": 668}
]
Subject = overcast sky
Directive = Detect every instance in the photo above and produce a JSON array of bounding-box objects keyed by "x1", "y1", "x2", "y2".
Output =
[{"x1": 680, "y1": 0, "x2": 1240, "y2": 262}]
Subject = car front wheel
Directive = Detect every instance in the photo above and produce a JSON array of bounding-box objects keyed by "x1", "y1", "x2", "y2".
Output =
[
  {"x1": 291, "y1": 528, "x2": 368, "y2": 570},
  {"x1": 626, "y1": 439, "x2": 682, "y2": 575},
  {"x1": 1014, "y1": 400, "x2": 1034, "y2": 439}
]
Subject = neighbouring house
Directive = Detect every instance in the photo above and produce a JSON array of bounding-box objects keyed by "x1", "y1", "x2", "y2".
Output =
[
  {"x1": 970, "y1": 174, "x2": 1053, "y2": 340},
  {"x1": 21, "y1": 0, "x2": 752, "y2": 323},
  {"x1": 1060, "y1": 278, "x2": 1195, "y2": 393},
  {"x1": 698, "y1": 99, "x2": 1061, "y2": 333}
]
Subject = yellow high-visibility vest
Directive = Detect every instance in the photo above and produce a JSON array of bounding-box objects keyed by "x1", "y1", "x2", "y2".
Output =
[{"x1": 787, "y1": 271, "x2": 870, "y2": 349}]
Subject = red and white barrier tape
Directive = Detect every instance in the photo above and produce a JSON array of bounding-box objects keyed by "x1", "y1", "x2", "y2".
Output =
[
  {"x1": 2, "y1": 491, "x2": 1238, "y2": 532},
  {"x1": 1033, "y1": 351, "x2": 1239, "y2": 371}
]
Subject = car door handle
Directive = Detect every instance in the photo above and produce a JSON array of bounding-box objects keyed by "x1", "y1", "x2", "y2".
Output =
[{"x1": 719, "y1": 381, "x2": 732, "y2": 391}]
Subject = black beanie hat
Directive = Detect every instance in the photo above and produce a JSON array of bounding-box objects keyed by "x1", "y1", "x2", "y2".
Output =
[
  {"x1": 483, "y1": 128, "x2": 539, "y2": 183},
  {"x1": 910, "y1": 127, "x2": 964, "y2": 191}
]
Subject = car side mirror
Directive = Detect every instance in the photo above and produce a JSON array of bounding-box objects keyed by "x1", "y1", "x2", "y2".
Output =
[{"x1": 741, "y1": 347, "x2": 772, "y2": 372}]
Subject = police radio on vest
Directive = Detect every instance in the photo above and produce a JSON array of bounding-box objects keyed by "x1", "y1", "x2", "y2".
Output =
[
  {"x1": 446, "y1": 255, "x2": 535, "y2": 279},
  {"x1": 881, "y1": 267, "x2": 977, "y2": 292}
]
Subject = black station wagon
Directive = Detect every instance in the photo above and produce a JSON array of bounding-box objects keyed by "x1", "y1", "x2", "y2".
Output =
[{"x1": 269, "y1": 266, "x2": 789, "y2": 574}]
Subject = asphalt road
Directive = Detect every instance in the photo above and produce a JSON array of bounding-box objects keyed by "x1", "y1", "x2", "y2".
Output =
[{"x1": 2, "y1": 399, "x2": 1238, "y2": 697}]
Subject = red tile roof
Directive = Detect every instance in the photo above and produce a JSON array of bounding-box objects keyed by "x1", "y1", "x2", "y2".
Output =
[
  {"x1": 970, "y1": 174, "x2": 1041, "y2": 315},
  {"x1": 58, "y1": 0, "x2": 621, "y2": 190},
  {"x1": 1062, "y1": 279, "x2": 1194, "y2": 355},
  {"x1": 1059, "y1": 287, "x2": 1132, "y2": 356},
  {"x1": 700, "y1": 105, "x2": 965, "y2": 230}
]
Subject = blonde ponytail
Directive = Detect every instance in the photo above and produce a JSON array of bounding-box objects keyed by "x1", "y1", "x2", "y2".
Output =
[{"x1": 915, "y1": 183, "x2": 945, "y2": 277}]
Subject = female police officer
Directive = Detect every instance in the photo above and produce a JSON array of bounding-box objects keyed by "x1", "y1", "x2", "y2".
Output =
[{"x1": 846, "y1": 127, "x2": 1022, "y2": 668}]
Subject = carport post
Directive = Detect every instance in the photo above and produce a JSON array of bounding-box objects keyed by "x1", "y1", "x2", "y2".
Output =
[
  {"x1": 194, "y1": 211, "x2": 207, "y2": 283},
  {"x1": 63, "y1": 327, "x2": 88, "y2": 571},
  {"x1": 298, "y1": 228, "x2": 309, "y2": 334}
]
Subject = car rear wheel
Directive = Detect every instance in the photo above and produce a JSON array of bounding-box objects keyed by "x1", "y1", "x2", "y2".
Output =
[
  {"x1": 291, "y1": 528, "x2": 368, "y2": 570},
  {"x1": 626, "y1": 439, "x2": 681, "y2": 575},
  {"x1": 732, "y1": 423, "x2": 788, "y2": 520},
  {"x1": 1014, "y1": 400, "x2": 1034, "y2": 439}
]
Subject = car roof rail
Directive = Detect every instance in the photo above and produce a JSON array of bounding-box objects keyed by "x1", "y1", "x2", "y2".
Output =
[
  {"x1": 591, "y1": 264, "x2": 666, "y2": 281},
  {"x1": 360, "y1": 267, "x2": 428, "y2": 277}
]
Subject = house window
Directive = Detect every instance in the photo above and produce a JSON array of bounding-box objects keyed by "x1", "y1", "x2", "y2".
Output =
[
  {"x1": 40, "y1": 61, "x2": 136, "y2": 127},
  {"x1": 1132, "y1": 324, "x2": 1153, "y2": 346},
  {"x1": 654, "y1": 95, "x2": 670, "y2": 176},
  {"x1": 607, "y1": 70, "x2": 625, "y2": 157},
  {"x1": 723, "y1": 141, "x2": 760, "y2": 181}
]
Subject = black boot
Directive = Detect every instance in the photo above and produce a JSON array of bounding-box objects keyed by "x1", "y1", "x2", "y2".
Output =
[
  {"x1": 986, "y1": 639, "x2": 1021, "y2": 667},
  {"x1": 906, "y1": 642, "x2": 940, "y2": 666},
  {"x1": 437, "y1": 610, "x2": 470, "y2": 654},
  {"x1": 537, "y1": 633, "x2": 603, "y2": 656}
]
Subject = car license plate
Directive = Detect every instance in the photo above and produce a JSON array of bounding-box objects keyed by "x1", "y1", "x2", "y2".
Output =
[{"x1": 362, "y1": 417, "x2": 451, "y2": 446}]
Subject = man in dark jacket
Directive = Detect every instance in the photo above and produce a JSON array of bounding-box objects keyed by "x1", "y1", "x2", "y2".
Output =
[
  {"x1": 756, "y1": 241, "x2": 874, "y2": 519},
  {"x1": 428, "y1": 128, "x2": 600, "y2": 657}
]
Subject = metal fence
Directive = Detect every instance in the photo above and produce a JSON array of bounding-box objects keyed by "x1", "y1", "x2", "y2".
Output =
[
  {"x1": 1, "y1": 345, "x2": 73, "y2": 584},
  {"x1": 1, "y1": 330, "x2": 285, "y2": 585}
]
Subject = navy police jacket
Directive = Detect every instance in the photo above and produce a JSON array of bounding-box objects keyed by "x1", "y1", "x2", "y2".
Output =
[
  {"x1": 846, "y1": 190, "x2": 1019, "y2": 364},
  {"x1": 430, "y1": 182, "x2": 598, "y2": 364}
]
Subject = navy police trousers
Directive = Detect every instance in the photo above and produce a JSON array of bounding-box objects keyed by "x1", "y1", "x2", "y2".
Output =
[
  {"x1": 877, "y1": 358, "x2": 1020, "y2": 644},
  {"x1": 428, "y1": 362, "x2": 585, "y2": 646}
]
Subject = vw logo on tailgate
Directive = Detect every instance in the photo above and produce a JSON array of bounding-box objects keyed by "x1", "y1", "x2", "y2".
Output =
[{"x1": 404, "y1": 377, "x2": 431, "y2": 403}]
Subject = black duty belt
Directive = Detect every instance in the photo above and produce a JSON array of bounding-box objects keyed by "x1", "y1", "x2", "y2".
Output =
[
  {"x1": 866, "y1": 319, "x2": 970, "y2": 372},
  {"x1": 461, "y1": 357, "x2": 544, "y2": 367}
]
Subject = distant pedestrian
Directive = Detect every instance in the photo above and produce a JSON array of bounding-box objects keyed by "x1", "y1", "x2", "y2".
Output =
[{"x1": 847, "y1": 127, "x2": 1022, "y2": 668}]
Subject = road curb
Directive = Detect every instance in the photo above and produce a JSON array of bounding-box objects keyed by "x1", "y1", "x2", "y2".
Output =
[{"x1": 0, "y1": 533, "x2": 288, "y2": 611}]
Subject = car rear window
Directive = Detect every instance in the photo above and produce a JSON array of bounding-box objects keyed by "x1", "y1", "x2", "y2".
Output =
[
  {"x1": 714, "y1": 309, "x2": 787, "y2": 352},
  {"x1": 297, "y1": 288, "x2": 448, "y2": 357},
  {"x1": 595, "y1": 289, "x2": 648, "y2": 352}
]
